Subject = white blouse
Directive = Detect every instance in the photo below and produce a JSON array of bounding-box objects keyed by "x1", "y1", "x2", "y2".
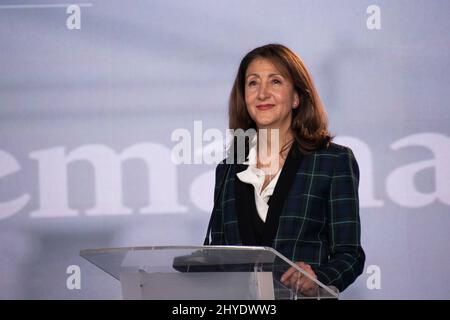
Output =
[{"x1": 236, "y1": 137, "x2": 281, "y2": 223}]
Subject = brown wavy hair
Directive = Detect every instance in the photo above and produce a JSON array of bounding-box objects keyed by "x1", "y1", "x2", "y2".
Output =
[{"x1": 228, "y1": 44, "x2": 333, "y2": 154}]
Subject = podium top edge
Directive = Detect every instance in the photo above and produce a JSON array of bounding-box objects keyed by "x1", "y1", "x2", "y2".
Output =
[{"x1": 80, "y1": 245, "x2": 275, "y2": 255}]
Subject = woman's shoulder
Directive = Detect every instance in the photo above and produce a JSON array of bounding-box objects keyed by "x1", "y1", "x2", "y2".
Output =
[
  {"x1": 302, "y1": 142, "x2": 359, "y2": 177},
  {"x1": 215, "y1": 158, "x2": 232, "y2": 173},
  {"x1": 306, "y1": 142, "x2": 358, "y2": 168},
  {"x1": 314, "y1": 142, "x2": 355, "y2": 157}
]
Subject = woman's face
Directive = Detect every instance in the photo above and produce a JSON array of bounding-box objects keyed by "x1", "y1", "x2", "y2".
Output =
[{"x1": 244, "y1": 57, "x2": 299, "y2": 131}]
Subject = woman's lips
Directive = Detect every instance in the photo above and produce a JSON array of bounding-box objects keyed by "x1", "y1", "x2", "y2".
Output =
[{"x1": 256, "y1": 104, "x2": 275, "y2": 110}]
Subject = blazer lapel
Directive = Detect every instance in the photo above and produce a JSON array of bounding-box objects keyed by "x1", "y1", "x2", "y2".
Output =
[
  {"x1": 235, "y1": 163, "x2": 258, "y2": 245},
  {"x1": 261, "y1": 144, "x2": 303, "y2": 246}
]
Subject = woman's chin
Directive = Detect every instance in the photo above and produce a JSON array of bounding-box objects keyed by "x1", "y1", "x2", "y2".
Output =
[
  {"x1": 255, "y1": 123, "x2": 275, "y2": 130},
  {"x1": 254, "y1": 118, "x2": 276, "y2": 129}
]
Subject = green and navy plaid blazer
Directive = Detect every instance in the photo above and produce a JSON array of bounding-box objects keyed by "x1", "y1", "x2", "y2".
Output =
[{"x1": 210, "y1": 142, "x2": 365, "y2": 292}]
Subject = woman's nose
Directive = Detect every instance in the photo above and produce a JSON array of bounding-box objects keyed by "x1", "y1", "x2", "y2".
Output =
[{"x1": 258, "y1": 83, "x2": 270, "y2": 100}]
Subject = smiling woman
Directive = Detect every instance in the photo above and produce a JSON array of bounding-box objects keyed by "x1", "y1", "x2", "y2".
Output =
[
  {"x1": 229, "y1": 44, "x2": 331, "y2": 154},
  {"x1": 244, "y1": 58, "x2": 299, "y2": 134},
  {"x1": 205, "y1": 44, "x2": 365, "y2": 296}
]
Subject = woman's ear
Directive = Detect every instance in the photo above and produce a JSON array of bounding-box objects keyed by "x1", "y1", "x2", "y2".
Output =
[{"x1": 292, "y1": 92, "x2": 300, "y2": 109}]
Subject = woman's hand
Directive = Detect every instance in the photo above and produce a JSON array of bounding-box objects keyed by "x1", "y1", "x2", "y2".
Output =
[{"x1": 280, "y1": 262, "x2": 318, "y2": 297}]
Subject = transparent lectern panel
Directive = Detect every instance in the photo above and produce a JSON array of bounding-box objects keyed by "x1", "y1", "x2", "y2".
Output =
[{"x1": 80, "y1": 245, "x2": 339, "y2": 300}]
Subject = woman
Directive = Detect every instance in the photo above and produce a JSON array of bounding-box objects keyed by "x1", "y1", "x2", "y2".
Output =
[{"x1": 206, "y1": 44, "x2": 365, "y2": 295}]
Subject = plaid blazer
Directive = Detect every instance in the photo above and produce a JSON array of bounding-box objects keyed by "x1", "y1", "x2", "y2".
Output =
[{"x1": 210, "y1": 142, "x2": 365, "y2": 292}]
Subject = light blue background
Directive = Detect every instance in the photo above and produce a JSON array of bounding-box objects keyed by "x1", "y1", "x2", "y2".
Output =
[{"x1": 0, "y1": 0, "x2": 449, "y2": 299}]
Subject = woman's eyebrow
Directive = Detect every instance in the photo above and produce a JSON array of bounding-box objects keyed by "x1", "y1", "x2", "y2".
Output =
[{"x1": 246, "y1": 73, "x2": 284, "y2": 79}]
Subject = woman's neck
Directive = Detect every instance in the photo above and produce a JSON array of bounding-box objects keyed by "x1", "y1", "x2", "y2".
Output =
[
  {"x1": 257, "y1": 128, "x2": 293, "y2": 155},
  {"x1": 256, "y1": 128, "x2": 294, "y2": 170}
]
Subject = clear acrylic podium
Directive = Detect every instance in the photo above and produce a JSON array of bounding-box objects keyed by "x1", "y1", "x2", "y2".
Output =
[{"x1": 80, "y1": 245, "x2": 339, "y2": 300}]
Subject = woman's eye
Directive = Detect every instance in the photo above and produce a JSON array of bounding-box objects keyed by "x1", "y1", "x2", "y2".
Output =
[
  {"x1": 272, "y1": 79, "x2": 282, "y2": 84},
  {"x1": 248, "y1": 80, "x2": 257, "y2": 86}
]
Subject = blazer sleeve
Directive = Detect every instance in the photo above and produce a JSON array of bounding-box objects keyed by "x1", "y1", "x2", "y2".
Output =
[
  {"x1": 313, "y1": 147, "x2": 366, "y2": 292},
  {"x1": 210, "y1": 163, "x2": 227, "y2": 245}
]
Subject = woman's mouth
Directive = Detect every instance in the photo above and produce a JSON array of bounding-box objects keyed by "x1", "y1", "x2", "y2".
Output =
[{"x1": 256, "y1": 104, "x2": 275, "y2": 110}]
